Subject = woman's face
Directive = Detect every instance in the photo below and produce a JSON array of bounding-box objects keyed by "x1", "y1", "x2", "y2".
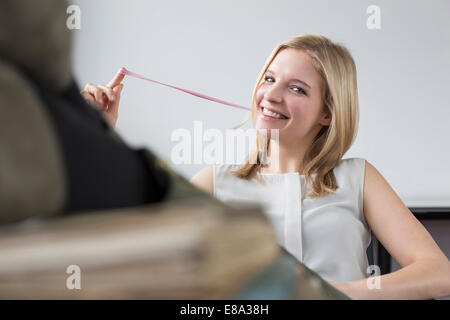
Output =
[{"x1": 255, "y1": 48, "x2": 331, "y2": 144}]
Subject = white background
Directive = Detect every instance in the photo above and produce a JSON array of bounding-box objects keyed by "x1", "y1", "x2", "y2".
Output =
[{"x1": 72, "y1": 0, "x2": 450, "y2": 207}]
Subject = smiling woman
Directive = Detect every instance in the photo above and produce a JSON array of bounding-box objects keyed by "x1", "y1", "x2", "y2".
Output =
[
  {"x1": 190, "y1": 34, "x2": 450, "y2": 299},
  {"x1": 232, "y1": 36, "x2": 358, "y2": 198}
]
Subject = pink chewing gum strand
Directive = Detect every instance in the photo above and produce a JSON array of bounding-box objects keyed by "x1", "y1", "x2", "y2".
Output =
[{"x1": 118, "y1": 67, "x2": 263, "y2": 115}]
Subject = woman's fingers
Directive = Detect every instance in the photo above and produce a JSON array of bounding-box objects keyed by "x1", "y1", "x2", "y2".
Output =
[
  {"x1": 80, "y1": 89, "x2": 97, "y2": 106},
  {"x1": 82, "y1": 67, "x2": 125, "y2": 109},
  {"x1": 108, "y1": 84, "x2": 124, "y2": 116},
  {"x1": 81, "y1": 85, "x2": 103, "y2": 110},
  {"x1": 97, "y1": 84, "x2": 123, "y2": 128},
  {"x1": 84, "y1": 83, "x2": 115, "y2": 108},
  {"x1": 83, "y1": 83, "x2": 105, "y2": 107},
  {"x1": 97, "y1": 84, "x2": 116, "y2": 104},
  {"x1": 108, "y1": 69, "x2": 125, "y2": 88},
  {"x1": 81, "y1": 77, "x2": 125, "y2": 128}
]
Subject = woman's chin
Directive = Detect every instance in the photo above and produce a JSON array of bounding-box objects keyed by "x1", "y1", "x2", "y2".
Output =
[{"x1": 255, "y1": 118, "x2": 286, "y2": 132}]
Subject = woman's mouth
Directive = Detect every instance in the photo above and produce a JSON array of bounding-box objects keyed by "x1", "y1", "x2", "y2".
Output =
[{"x1": 259, "y1": 106, "x2": 289, "y2": 121}]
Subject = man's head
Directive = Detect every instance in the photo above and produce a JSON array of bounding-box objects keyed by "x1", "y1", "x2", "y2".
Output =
[{"x1": 0, "y1": 0, "x2": 72, "y2": 90}]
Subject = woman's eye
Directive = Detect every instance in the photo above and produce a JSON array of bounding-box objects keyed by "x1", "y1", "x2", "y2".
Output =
[
  {"x1": 291, "y1": 86, "x2": 306, "y2": 95},
  {"x1": 263, "y1": 76, "x2": 307, "y2": 95}
]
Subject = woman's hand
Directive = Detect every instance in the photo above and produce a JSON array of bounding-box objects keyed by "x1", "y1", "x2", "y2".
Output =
[{"x1": 80, "y1": 71, "x2": 125, "y2": 128}]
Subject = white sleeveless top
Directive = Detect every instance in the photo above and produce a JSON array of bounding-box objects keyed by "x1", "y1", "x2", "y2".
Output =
[{"x1": 213, "y1": 157, "x2": 372, "y2": 282}]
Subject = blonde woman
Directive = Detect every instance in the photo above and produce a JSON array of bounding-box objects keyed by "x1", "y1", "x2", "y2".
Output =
[
  {"x1": 81, "y1": 35, "x2": 449, "y2": 299},
  {"x1": 189, "y1": 35, "x2": 450, "y2": 299}
]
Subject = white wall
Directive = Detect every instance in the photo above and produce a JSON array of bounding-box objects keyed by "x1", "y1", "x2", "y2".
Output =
[{"x1": 72, "y1": 0, "x2": 450, "y2": 207}]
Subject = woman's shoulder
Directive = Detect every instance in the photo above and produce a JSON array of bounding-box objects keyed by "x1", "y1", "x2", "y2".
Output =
[
  {"x1": 333, "y1": 158, "x2": 366, "y2": 196},
  {"x1": 213, "y1": 163, "x2": 242, "y2": 178},
  {"x1": 332, "y1": 157, "x2": 367, "y2": 188},
  {"x1": 335, "y1": 157, "x2": 366, "y2": 173},
  {"x1": 214, "y1": 159, "x2": 368, "y2": 178},
  {"x1": 190, "y1": 165, "x2": 214, "y2": 194}
]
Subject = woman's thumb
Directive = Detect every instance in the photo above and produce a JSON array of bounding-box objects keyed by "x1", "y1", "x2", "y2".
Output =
[
  {"x1": 109, "y1": 84, "x2": 124, "y2": 113},
  {"x1": 114, "y1": 84, "x2": 124, "y2": 94}
]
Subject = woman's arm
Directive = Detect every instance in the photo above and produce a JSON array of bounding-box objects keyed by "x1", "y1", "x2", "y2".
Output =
[
  {"x1": 331, "y1": 160, "x2": 450, "y2": 299},
  {"x1": 190, "y1": 165, "x2": 214, "y2": 194}
]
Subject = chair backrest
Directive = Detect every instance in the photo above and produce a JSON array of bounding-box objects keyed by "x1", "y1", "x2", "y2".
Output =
[
  {"x1": 0, "y1": 60, "x2": 66, "y2": 225},
  {"x1": 0, "y1": 0, "x2": 73, "y2": 224}
]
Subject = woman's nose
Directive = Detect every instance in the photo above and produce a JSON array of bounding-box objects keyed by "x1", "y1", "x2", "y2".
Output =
[{"x1": 264, "y1": 83, "x2": 283, "y2": 103}]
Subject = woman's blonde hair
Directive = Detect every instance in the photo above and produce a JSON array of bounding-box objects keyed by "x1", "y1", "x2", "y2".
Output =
[{"x1": 232, "y1": 34, "x2": 359, "y2": 198}]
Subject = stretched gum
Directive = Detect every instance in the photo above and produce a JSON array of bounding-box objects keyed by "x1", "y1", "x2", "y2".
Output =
[{"x1": 118, "y1": 67, "x2": 262, "y2": 115}]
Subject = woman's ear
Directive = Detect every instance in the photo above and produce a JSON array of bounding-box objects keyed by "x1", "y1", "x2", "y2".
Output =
[{"x1": 319, "y1": 108, "x2": 332, "y2": 126}]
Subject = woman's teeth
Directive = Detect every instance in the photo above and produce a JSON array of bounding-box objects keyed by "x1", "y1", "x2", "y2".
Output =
[{"x1": 262, "y1": 107, "x2": 286, "y2": 119}]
